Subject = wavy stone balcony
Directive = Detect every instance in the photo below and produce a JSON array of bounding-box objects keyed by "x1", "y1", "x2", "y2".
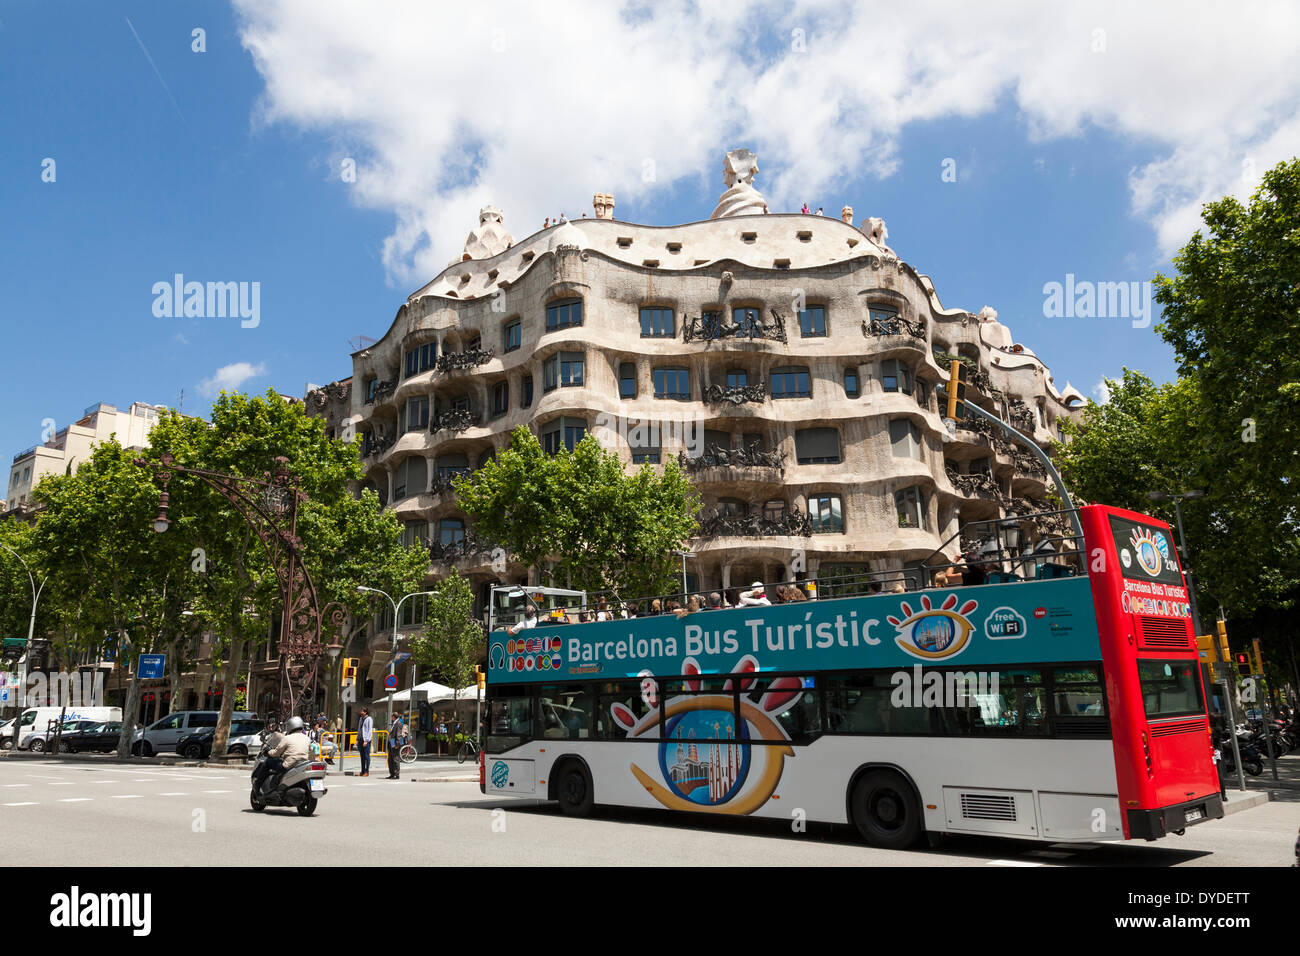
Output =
[{"x1": 862, "y1": 314, "x2": 926, "y2": 345}]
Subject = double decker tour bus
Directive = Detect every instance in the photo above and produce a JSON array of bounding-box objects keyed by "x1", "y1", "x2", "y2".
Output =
[{"x1": 481, "y1": 503, "x2": 1220, "y2": 848}]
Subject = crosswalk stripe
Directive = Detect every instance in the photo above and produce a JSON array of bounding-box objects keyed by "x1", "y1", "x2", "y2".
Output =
[
  {"x1": 59, "y1": 798, "x2": 92, "y2": 803},
  {"x1": 3, "y1": 802, "x2": 39, "y2": 807}
]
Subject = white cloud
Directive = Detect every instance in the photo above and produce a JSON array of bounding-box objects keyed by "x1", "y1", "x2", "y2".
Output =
[
  {"x1": 233, "y1": 0, "x2": 1300, "y2": 283},
  {"x1": 1093, "y1": 379, "x2": 1112, "y2": 404},
  {"x1": 199, "y1": 361, "x2": 267, "y2": 397}
]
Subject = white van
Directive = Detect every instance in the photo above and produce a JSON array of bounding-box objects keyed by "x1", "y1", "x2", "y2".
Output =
[
  {"x1": 2, "y1": 706, "x2": 122, "y2": 751},
  {"x1": 132, "y1": 710, "x2": 254, "y2": 756}
]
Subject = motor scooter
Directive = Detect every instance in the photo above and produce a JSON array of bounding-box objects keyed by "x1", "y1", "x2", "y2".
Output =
[{"x1": 249, "y1": 752, "x2": 328, "y2": 816}]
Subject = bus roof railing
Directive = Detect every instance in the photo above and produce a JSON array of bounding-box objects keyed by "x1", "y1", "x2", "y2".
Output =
[{"x1": 486, "y1": 517, "x2": 1089, "y2": 630}]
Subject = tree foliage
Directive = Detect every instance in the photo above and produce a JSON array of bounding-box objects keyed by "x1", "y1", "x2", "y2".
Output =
[
  {"x1": 454, "y1": 427, "x2": 700, "y2": 599},
  {"x1": 409, "y1": 569, "x2": 483, "y2": 702}
]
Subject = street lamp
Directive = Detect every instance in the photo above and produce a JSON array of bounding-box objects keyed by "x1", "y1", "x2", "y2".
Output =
[
  {"x1": 356, "y1": 585, "x2": 439, "y2": 729},
  {"x1": 1145, "y1": 489, "x2": 1205, "y2": 637},
  {"x1": 672, "y1": 551, "x2": 695, "y2": 600},
  {"x1": 1, "y1": 543, "x2": 46, "y2": 722}
]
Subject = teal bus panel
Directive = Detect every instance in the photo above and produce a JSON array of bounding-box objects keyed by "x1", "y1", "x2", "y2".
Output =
[{"x1": 487, "y1": 577, "x2": 1101, "y2": 683}]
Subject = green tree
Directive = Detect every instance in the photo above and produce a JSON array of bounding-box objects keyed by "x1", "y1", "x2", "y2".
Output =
[
  {"x1": 455, "y1": 426, "x2": 700, "y2": 599},
  {"x1": 409, "y1": 570, "x2": 483, "y2": 737},
  {"x1": 144, "y1": 390, "x2": 426, "y2": 756}
]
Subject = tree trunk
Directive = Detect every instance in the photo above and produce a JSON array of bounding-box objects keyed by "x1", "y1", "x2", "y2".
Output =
[
  {"x1": 210, "y1": 637, "x2": 244, "y2": 757},
  {"x1": 167, "y1": 640, "x2": 183, "y2": 714},
  {"x1": 116, "y1": 641, "x2": 144, "y2": 758}
]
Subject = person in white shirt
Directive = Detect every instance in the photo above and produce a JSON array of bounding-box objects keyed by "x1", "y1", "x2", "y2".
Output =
[
  {"x1": 357, "y1": 708, "x2": 374, "y2": 777},
  {"x1": 738, "y1": 582, "x2": 771, "y2": 607},
  {"x1": 508, "y1": 605, "x2": 538, "y2": 635}
]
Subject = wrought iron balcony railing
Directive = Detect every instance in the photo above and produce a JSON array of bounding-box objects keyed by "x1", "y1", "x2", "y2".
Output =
[
  {"x1": 430, "y1": 407, "x2": 479, "y2": 435},
  {"x1": 696, "y1": 506, "x2": 813, "y2": 539},
  {"x1": 361, "y1": 433, "x2": 395, "y2": 458},
  {"x1": 436, "y1": 346, "x2": 494, "y2": 374},
  {"x1": 428, "y1": 529, "x2": 500, "y2": 562},
  {"x1": 677, "y1": 444, "x2": 786, "y2": 474},
  {"x1": 682, "y1": 308, "x2": 788, "y2": 344},
  {"x1": 703, "y1": 383, "x2": 767, "y2": 406},
  {"x1": 863, "y1": 315, "x2": 926, "y2": 341},
  {"x1": 367, "y1": 379, "x2": 397, "y2": 404},
  {"x1": 429, "y1": 468, "x2": 473, "y2": 497}
]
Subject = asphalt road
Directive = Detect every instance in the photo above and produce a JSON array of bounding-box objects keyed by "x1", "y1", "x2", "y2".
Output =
[{"x1": 1, "y1": 758, "x2": 1295, "y2": 866}]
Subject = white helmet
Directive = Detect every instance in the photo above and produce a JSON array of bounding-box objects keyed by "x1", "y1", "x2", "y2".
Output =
[{"x1": 284, "y1": 716, "x2": 305, "y2": 733}]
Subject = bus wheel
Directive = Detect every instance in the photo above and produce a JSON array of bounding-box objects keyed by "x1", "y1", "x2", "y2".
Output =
[
  {"x1": 556, "y1": 761, "x2": 594, "y2": 818},
  {"x1": 851, "y1": 770, "x2": 922, "y2": 850}
]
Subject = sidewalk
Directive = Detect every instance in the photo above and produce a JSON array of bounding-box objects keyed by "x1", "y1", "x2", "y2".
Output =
[
  {"x1": 337, "y1": 753, "x2": 478, "y2": 782},
  {"x1": 0, "y1": 748, "x2": 477, "y2": 780}
]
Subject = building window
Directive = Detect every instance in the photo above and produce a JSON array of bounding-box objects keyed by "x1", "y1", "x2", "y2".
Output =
[
  {"x1": 915, "y1": 379, "x2": 930, "y2": 409},
  {"x1": 798, "y1": 305, "x2": 827, "y2": 337},
  {"x1": 640, "y1": 307, "x2": 675, "y2": 338},
  {"x1": 504, "y1": 321, "x2": 521, "y2": 353},
  {"x1": 882, "y1": 358, "x2": 912, "y2": 395},
  {"x1": 451, "y1": 394, "x2": 471, "y2": 413},
  {"x1": 400, "y1": 521, "x2": 429, "y2": 549},
  {"x1": 771, "y1": 366, "x2": 811, "y2": 399},
  {"x1": 522, "y1": 376, "x2": 533, "y2": 407},
  {"x1": 795, "y1": 427, "x2": 841, "y2": 465},
  {"x1": 808, "y1": 494, "x2": 844, "y2": 533},
  {"x1": 542, "y1": 417, "x2": 588, "y2": 454},
  {"x1": 405, "y1": 349, "x2": 418, "y2": 378},
  {"x1": 544, "y1": 351, "x2": 585, "y2": 391},
  {"x1": 895, "y1": 486, "x2": 926, "y2": 529},
  {"x1": 889, "y1": 419, "x2": 923, "y2": 459},
  {"x1": 407, "y1": 343, "x2": 436, "y2": 376},
  {"x1": 546, "y1": 298, "x2": 583, "y2": 331},
  {"x1": 404, "y1": 397, "x2": 429, "y2": 432},
  {"x1": 436, "y1": 452, "x2": 469, "y2": 480},
  {"x1": 726, "y1": 368, "x2": 748, "y2": 389},
  {"x1": 438, "y1": 518, "x2": 465, "y2": 547},
  {"x1": 392, "y1": 457, "x2": 428, "y2": 501},
  {"x1": 869, "y1": 304, "x2": 900, "y2": 325},
  {"x1": 491, "y1": 382, "x2": 509, "y2": 417},
  {"x1": 844, "y1": 367, "x2": 860, "y2": 398},
  {"x1": 732, "y1": 306, "x2": 761, "y2": 336},
  {"x1": 763, "y1": 499, "x2": 786, "y2": 522},
  {"x1": 364, "y1": 377, "x2": 378, "y2": 403},
  {"x1": 653, "y1": 367, "x2": 690, "y2": 400},
  {"x1": 718, "y1": 498, "x2": 746, "y2": 517},
  {"x1": 629, "y1": 422, "x2": 660, "y2": 464},
  {"x1": 619, "y1": 363, "x2": 637, "y2": 398}
]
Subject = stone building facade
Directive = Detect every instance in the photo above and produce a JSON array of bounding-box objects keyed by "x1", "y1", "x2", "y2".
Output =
[{"x1": 347, "y1": 151, "x2": 1085, "y2": 621}]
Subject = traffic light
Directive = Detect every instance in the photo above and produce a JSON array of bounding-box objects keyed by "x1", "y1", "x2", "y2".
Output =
[
  {"x1": 945, "y1": 360, "x2": 969, "y2": 420},
  {"x1": 343, "y1": 657, "x2": 358, "y2": 681},
  {"x1": 1215, "y1": 620, "x2": 1230, "y2": 665},
  {"x1": 1195, "y1": 634, "x2": 1215, "y2": 663},
  {"x1": 475, "y1": 665, "x2": 486, "y2": 692},
  {"x1": 1235, "y1": 653, "x2": 1251, "y2": 677}
]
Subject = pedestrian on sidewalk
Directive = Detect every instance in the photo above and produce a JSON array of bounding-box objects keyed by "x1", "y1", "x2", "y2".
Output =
[
  {"x1": 357, "y1": 707, "x2": 373, "y2": 777},
  {"x1": 387, "y1": 713, "x2": 407, "y2": 779}
]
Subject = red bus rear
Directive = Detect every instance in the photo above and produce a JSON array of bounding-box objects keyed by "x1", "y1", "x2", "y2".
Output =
[{"x1": 1079, "y1": 504, "x2": 1222, "y2": 839}]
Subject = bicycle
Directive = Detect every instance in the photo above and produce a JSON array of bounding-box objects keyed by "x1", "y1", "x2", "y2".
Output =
[
  {"x1": 399, "y1": 741, "x2": 418, "y2": 764},
  {"x1": 456, "y1": 736, "x2": 481, "y2": 764}
]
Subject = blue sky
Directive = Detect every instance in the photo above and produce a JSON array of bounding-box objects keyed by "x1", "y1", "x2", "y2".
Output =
[{"x1": 2, "y1": 0, "x2": 1298, "y2": 462}]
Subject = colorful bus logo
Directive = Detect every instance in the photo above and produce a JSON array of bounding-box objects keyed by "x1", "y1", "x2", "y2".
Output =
[
  {"x1": 1129, "y1": 527, "x2": 1171, "y2": 577},
  {"x1": 612, "y1": 655, "x2": 801, "y2": 815},
  {"x1": 888, "y1": 594, "x2": 978, "y2": 660}
]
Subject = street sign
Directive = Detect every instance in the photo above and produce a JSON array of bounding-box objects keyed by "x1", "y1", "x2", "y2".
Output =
[
  {"x1": 384, "y1": 674, "x2": 398, "y2": 690},
  {"x1": 137, "y1": 654, "x2": 166, "y2": 680}
]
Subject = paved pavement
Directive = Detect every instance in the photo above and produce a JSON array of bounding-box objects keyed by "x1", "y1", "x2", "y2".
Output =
[{"x1": 1, "y1": 756, "x2": 1295, "y2": 866}]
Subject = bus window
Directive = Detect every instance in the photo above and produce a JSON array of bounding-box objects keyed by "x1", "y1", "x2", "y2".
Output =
[
  {"x1": 487, "y1": 693, "x2": 534, "y2": 751},
  {"x1": 597, "y1": 681, "x2": 660, "y2": 740},
  {"x1": 540, "y1": 685, "x2": 592, "y2": 740},
  {"x1": 767, "y1": 678, "x2": 821, "y2": 743},
  {"x1": 827, "y1": 675, "x2": 894, "y2": 734},
  {"x1": 1136, "y1": 660, "x2": 1204, "y2": 719},
  {"x1": 1051, "y1": 666, "x2": 1105, "y2": 717},
  {"x1": 972, "y1": 669, "x2": 1047, "y2": 736}
]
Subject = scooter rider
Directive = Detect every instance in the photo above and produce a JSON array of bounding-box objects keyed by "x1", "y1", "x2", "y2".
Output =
[{"x1": 255, "y1": 716, "x2": 310, "y2": 791}]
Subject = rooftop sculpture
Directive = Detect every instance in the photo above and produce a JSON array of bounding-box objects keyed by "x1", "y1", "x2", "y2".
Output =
[{"x1": 709, "y1": 148, "x2": 769, "y2": 219}]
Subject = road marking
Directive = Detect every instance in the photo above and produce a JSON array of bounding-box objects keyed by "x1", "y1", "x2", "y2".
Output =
[
  {"x1": 2, "y1": 784, "x2": 30, "y2": 788},
  {"x1": 111, "y1": 795, "x2": 141, "y2": 800},
  {"x1": 987, "y1": 859, "x2": 1044, "y2": 867},
  {"x1": 49, "y1": 782, "x2": 74, "y2": 787},
  {"x1": 58, "y1": 798, "x2": 92, "y2": 803},
  {"x1": 202, "y1": 790, "x2": 230, "y2": 794},
  {"x1": 158, "y1": 792, "x2": 187, "y2": 796},
  {"x1": 3, "y1": 802, "x2": 39, "y2": 807}
]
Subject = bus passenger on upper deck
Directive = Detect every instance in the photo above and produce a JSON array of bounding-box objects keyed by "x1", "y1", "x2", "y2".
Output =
[
  {"x1": 738, "y1": 582, "x2": 771, "y2": 607},
  {"x1": 507, "y1": 604, "x2": 537, "y2": 635},
  {"x1": 706, "y1": 592, "x2": 727, "y2": 610}
]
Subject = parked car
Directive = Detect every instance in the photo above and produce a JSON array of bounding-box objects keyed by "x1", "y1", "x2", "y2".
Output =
[
  {"x1": 24, "y1": 718, "x2": 101, "y2": 752},
  {"x1": 131, "y1": 710, "x2": 254, "y2": 756},
  {"x1": 59, "y1": 721, "x2": 124, "y2": 753},
  {"x1": 3, "y1": 706, "x2": 121, "y2": 751},
  {"x1": 175, "y1": 719, "x2": 267, "y2": 759}
]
